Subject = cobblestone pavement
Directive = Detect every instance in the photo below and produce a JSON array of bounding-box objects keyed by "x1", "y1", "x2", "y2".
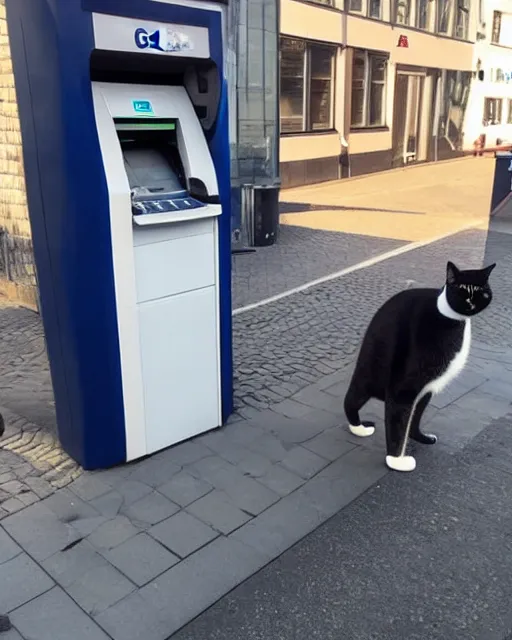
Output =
[
  {"x1": 0, "y1": 223, "x2": 407, "y2": 500},
  {"x1": 0, "y1": 304, "x2": 54, "y2": 433},
  {"x1": 232, "y1": 224, "x2": 404, "y2": 309},
  {"x1": 1, "y1": 333, "x2": 512, "y2": 639},
  {"x1": 0, "y1": 225, "x2": 509, "y2": 505},
  {"x1": 232, "y1": 226, "x2": 506, "y2": 414},
  {"x1": 1, "y1": 217, "x2": 512, "y2": 637},
  {"x1": 0, "y1": 303, "x2": 79, "y2": 509}
]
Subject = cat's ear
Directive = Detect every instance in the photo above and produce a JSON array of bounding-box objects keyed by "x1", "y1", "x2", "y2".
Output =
[
  {"x1": 446, "y1": 261, "x2": 460, "y2": 285},
  {"x1": 482, "y1": 263, "x2": 496, "y2": 280}
]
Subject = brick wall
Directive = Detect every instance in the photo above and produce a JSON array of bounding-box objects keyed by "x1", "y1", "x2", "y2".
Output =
[{"x1": 0, "y1": 0, "x2": 37, "y2": 309}]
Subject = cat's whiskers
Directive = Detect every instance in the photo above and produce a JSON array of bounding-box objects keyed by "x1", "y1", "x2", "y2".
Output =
[{"x1": 437, "y1": 286, "x2": 468, "y2": 321}]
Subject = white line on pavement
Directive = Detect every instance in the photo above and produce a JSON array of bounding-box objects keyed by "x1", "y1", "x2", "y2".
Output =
[{"x1": 233, "y1": 222, "x2": 484, "y2": 316}]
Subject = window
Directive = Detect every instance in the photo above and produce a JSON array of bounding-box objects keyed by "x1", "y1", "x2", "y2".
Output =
[
  {"x1": 492, "y1": 11, "x2": 502, "y2": 43},
  {"x1": 395, "y1": 0, "x2": 411, "y2": 24},
  {"x1": 438, "y1": 70, "x2": 471, "y2": 150},
  {"x1": 483, "y1": 98, "x2": 503, "y2": 126},
  {"x1": 310, "y1": 46, "x2": 335, "y2": 130},
  {"x1": 508, "y1": 100, "x2": 512, "y2": 125},
  {"x1": 416, "y1": 0, "x2": 432, "y2": 29},
  {"x1": 280, "y1": 39, "x2": 305, "y2": 134},
  {"x1": 349, "y1": 0, "x2": 381, "y2": 18},
  {"x1": 351, "y1": 50, "x2": 387, "y2": 129},
  {"x1": 454, "y1": 0, "x2": 469, "y2": 38},
  {"x1": 437, "y1": 0, "x2": 452, "y2": 33},
  {"x1": 369, "y1": 0, "x2": 382, "y2": 18},
  {"x1": 349, "y1": 0, "x2": 363, "y2": 11},
  {"x1": 280, "y1": 38, "x2": 335, "y2": 134}
]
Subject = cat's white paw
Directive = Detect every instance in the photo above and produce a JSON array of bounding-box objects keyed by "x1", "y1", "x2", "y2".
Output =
[
  {"x1": 386, "y1": 455, "x2": 416, "y2": 472},
  {"x1": 349, "y1": 424, "x2": 375, "y2": 437}
]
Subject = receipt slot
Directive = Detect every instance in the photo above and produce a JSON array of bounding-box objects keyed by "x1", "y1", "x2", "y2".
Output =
[{"x1": 6, "y1": 0, "x2": 233, "y2": 469}]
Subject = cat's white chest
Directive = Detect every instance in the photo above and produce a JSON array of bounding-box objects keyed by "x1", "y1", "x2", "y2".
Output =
[{"x1": 426, "y1": 320, "x2": 471, "y2": 396}]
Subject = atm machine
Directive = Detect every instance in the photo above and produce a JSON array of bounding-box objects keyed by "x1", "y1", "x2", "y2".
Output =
[{"x1": 6, "y1": 0, "x2": 233, "y2": 469}]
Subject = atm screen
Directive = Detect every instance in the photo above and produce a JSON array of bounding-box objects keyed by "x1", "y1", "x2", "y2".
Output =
[{"x1": 115, "y1": 118, "x2": 186, "y2": 196}]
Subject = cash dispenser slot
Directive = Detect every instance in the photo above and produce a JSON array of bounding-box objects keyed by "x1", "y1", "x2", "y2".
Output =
[{"x1": 115, "y1": 117, "x2": 221, "y2": 226}]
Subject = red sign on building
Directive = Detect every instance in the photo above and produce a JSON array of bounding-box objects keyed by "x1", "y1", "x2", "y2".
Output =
[{"x1": 398, "y1": 35, "x2": 409, "y2": 48}]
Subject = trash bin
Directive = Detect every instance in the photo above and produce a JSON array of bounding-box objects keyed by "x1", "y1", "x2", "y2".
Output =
[
  {"x1": 253, "y1": 184, "x2": 280, "y2": 247},
  {"x1": 241, "y1": 183, "x2": 281, "y2": 247},
  {"x1": 490, "y1": 151, "x2": 512, "y2": 215}
]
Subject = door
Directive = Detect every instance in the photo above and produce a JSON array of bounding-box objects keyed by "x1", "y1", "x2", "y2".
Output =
[
  {"x1": 392, "y1": 74, "x2": 409, "y2": 167},
  {"x1": 392, "y1": 73, "x2": 424, "y2": 167},
  {"x1": 403, "y1": 75, "x2": 422, "y2": 163}
]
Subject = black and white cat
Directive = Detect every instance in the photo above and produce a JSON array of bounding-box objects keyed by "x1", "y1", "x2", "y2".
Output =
[{"x1": 344, "y1": 261, "x2": 496, "y2": 473}]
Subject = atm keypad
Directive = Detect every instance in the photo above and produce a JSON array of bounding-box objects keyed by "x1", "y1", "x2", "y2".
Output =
[{"x1": 132, "y1": 197, "x2": 204, "y2": 216}]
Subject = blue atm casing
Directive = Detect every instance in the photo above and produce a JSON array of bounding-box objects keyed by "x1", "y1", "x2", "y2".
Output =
[{"x1": 6, "y1": 0, "x2": 233, "y2": 469}]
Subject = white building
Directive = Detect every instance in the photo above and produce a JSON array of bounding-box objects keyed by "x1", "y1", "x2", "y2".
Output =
[{"x1": 464, "y1": 0, "x2": 512, "y2": 150}]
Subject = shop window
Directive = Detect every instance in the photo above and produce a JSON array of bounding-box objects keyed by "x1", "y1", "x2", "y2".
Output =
[
  {"x1": 395, "y1": 0, "x2": 411, "y2": 24},
  {"x1": 416, "y1": 0, "x2": 433, "y2": 29},
  {"x1": 280, "y1": 37, "x2": 336, "y2": 134},
  {"x1": 492, "y1": 11, "x2": 502, "y2": 43},
  {"x1": 483, "y1": 98, "x2": 503, "y2": 126},
  {"x1": 454, "y1": 0, "x2": 469, "y2": 39},
  {"x1": 351, "y1": 50, "x2": 387, "y2": 129},
  {"x1": 310, "y1": 45, "x2": 335, "y2": 130},
  {"x1": 280, "y1": 39, "x2": 306, "y2": 134},
  {"x1": 438, "y1": 70, "x2": 471, "y2": 151},
  {"x1": 437, "y1": 0, "x2": 452, "y2": 34}
]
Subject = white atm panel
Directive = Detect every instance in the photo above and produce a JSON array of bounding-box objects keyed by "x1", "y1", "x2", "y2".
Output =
[
  {"x1": 134, "y1": 232, "x2": 215, "y2": 303},
  {"x1": 139, "y1": 286, "x2": 220, "y2": 454},
  {"x1": 92, "y1": 79, "x2": 223, "y2": 461},
  {"x1": 132, "y1": 217, "x2": 214, "y2": 246}
]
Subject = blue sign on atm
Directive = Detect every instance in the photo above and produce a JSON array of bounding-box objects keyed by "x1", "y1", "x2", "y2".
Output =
[{"x1": 133, "y1": 100, "x2": 154, "y2": 115}]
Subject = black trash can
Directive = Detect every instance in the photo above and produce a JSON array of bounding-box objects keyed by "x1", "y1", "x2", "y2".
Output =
[
  {"x1": 490, "y1": 151, "x2": 512, "y2": 215},
  {"x1": 253, "y1": 184, "x2": 280, "y2": 247}
]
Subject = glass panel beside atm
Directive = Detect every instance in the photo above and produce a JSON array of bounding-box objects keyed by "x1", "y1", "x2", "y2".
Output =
[{"x1": 115, "y1": 118, "x2": 217, "y2": 223}]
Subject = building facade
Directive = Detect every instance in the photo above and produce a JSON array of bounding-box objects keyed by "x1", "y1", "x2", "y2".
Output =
[
  {"x1": 464, "y1": 0, "x2": 512, "y2": 150},
  {"x1": 280, "y1": 0, "x2": 479, "y2": 188},
  {"x1": 0, "y1": 0, "x2": 37, "y2": 307}
]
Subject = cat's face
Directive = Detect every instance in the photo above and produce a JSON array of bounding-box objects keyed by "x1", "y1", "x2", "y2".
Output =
[{"x1": 445, "y1": 261, "x2": 496, "y2": 317}]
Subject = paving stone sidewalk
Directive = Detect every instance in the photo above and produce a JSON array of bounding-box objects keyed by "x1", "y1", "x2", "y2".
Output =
[
  {"x1": 0, "y1": 223, "x2": 401, "y2": 497},
  {"x1": 0, "y1": 224, "x2": 505, "y2": 497},
  {"x1": 0, "y1": 211, "x2": 509, "y2": 637},
  {"x1": 174, "y1": 412, "x2": 512, "y2": 640},
  {"x1": 0, "y1": 337, "x2": 511, "y2": 640}
]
